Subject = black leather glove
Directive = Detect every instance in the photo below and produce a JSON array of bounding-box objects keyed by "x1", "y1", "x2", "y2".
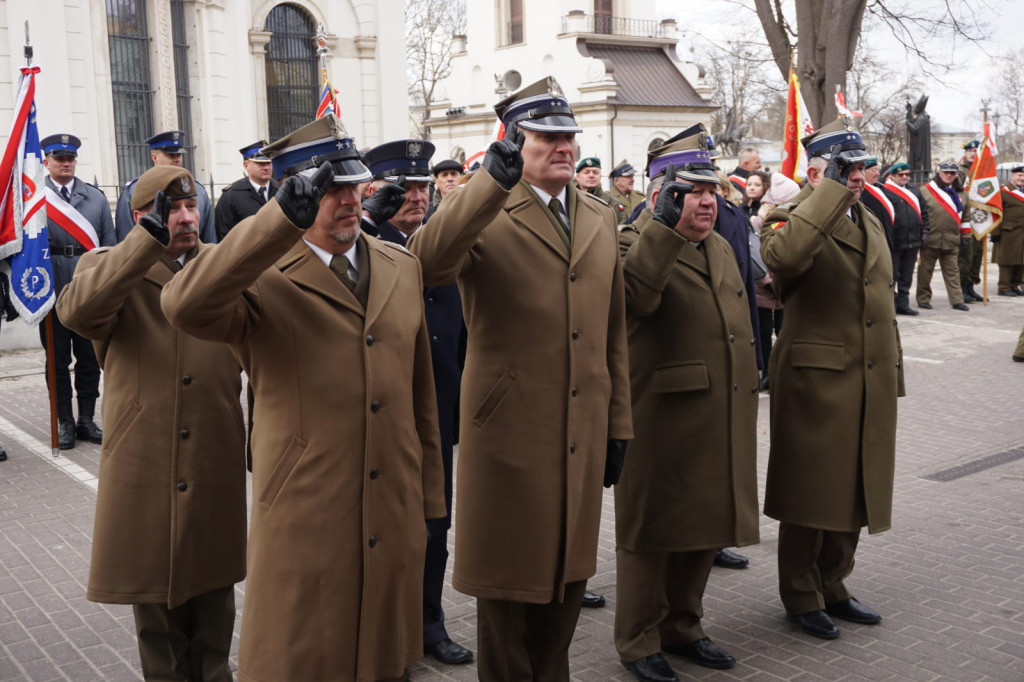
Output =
[
  {"x1": 603, "y1": 439, "x2": 627, "y2": 488},
  {"x1": 824, "y1": 144, "x2": 854, "y2": 184},
  {"x1": 921, "y1": 232, "x2": 929, "y2": 248},
  {"x1": 652, "y1": 163, "x2": 693, "y2": 229},
  {"x1": 990, "y1": 233, "x2": 1001, "y2": 243},
  {"x1": 138, "y1": 189, "x2": 171, "y2": 245},
  {"x1": 959, "y1": 236, "x2": 971, "y2": 252},
  {"x1": 276, "y1": 162, "x2": 333, "y2": 229},
  {"x1": 362, "y1": 176, "x2": 407, "y2": 225},
  {"x1": 482, "y1": 123, "x2": 523, "y2": 191}
]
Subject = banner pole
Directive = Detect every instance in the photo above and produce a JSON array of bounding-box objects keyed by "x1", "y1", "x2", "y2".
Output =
[{"x1": 44, "y1": 311, "x2": 59, "y2": 456}]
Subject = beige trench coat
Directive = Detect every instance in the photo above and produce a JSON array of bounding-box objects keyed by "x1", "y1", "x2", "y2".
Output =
[
  {"x1": 616, "y1": 214, "x2": 760, "y2": 551},
  {"x1": 409, "y1": 169, "x2": 633, "y2": 603},
  {"x1": 761, "y1": 179, "x2": 904, "y2": 534},
  {"x1": 55, "y1": 227, "x2": 247, "y2": 608},
  {"x1": 161, "y1": 202, "x2": 446, "y2": 682}
]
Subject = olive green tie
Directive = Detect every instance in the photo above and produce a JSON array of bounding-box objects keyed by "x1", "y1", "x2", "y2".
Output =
[
  {"x1": 548, "y1": 197, "x2": 569, "y2": 239},
  {"x1": 329, "y1": 254, "x2": 356, "y2": 292}
]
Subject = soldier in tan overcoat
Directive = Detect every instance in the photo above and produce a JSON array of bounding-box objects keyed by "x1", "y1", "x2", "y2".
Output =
[
  {"x1": 614, "y1": 136, "x2": 760, "y2": 682},
  {"x1": 161, "y1": 116, "x2": 446, "y2": 682},
  {"x1": 408, "y1": 77, "x2": 633, "y2": 681},
  {"x1": 994, "y1": 165, "x2": 1024, "y2": 295},
  {"x1": 761, "y1": 120, "x2": 904, "y2": 641},
  {"x1": 57, "y1": 166, "x2": 246, "y2": 681},
  {"x1": 918, "y1": 162, "x2": 971, "y2": 310}
]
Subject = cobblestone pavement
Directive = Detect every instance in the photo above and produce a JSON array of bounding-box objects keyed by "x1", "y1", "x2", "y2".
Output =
[{"x1": 1, "y1": 263, "x2": 1023, "y2": 681}]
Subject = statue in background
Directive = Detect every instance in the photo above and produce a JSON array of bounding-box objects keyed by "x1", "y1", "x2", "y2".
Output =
[{"x1": 907, "y1": 95, "x2": 931, "y2": 174}]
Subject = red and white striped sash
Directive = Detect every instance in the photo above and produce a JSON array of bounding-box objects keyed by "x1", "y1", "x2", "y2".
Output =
[
  {"x1": 863, "y1": 183, "x2": 894, "y2": 223},
  {"x1": 45, "y1": 187, "x2": 98, "y2": 250},
  {"x1": 925, "y1": 181, "x2": 962, "y2": 225},
  {"x1": 884, "y1": 181, "x2": 922, "y2": 221}
]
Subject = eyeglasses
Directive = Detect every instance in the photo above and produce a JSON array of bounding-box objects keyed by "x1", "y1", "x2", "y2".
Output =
[{"x1": 895, "y1": 172, "x2": 911, "y2": 177}]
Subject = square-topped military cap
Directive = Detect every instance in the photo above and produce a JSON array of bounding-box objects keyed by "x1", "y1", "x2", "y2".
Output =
[
  {"x1": 495, "y1": 76, "x2": 582, "y2": 134},
  {"x1": 364, "y1": 140, "x2": 436, "y2": 182},
  {"x1": 609, "y1": 160, "x2": 636, "y2": 179},
  {"x1": 239, "y1": 140, "x2": 271, "y2": 162},
  {"x1": 646, "y1": 123, "x2": 718, "y2": 183},
  {"x1": 261, "y1": 115, "x2": 371, "y2": 184},
  {"x1": 802, "y1": 118, "x2": 872, "y2": 164},
  {"x1": 146, "y1": 130, "x2": 185, "y2": 154},
  {"x1": 41, "y1": 134, "x2": 81, "y2": 157}
]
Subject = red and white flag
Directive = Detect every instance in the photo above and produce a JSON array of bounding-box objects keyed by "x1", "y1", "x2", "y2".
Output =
[
  {"x1": 781, "y1": 70, "x2": 814, "y2": 183},
  {"x1": 835, "y1": 85, "x2": 862, "y2": 118},
  {"x1": 966, "y1": 121, "x2": 1003, "y2": 236}
]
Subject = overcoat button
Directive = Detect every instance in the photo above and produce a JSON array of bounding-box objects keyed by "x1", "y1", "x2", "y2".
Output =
[
  {"x1": 571, "y1": 387, "x2": 578, "y2": 397},
  {"x1": 866, "y1": 320, "x2": 873, "y2": 327},
  {"x1": 569, "y1": 272, "x2": 577, "y2": 282},
  {"x1": 572, "y1": 330, "x2": 581, "y2": 339},
  {"x1": 368, "y1": 536, "x2": 377, "y2": 548},
  {"x1": 737, "y1": 289, "x2": 743, "y2": 296},
  {"x1": 371, "y1": 401, "x2": 380, "y2": 412},
  {"x1": 180, "y1": 428, "x2": 190, "y2": 439},
  {"x1": 749, "y1": 338, "x2": 756, "y2": 345},
  {"x1": 733, "y1": 383, "x2": 738, "y2": 391},
  {"x1": 366, "y1": 335, "x2": 375, "y2": 346},
  {"x1": 570, "y1": 442, "x2": 576, "y2": 453},
  {"x1": 896, "y1": 361, "x2": 902, "y2": 369},
  {"x1": 370, "y1": 469, "x2": 379, "y2": 479},
  {"x1": 177, "y1": 482, "x2": 187, "y2": 492},
  {"x1": 431, "y1": 335, "x2": 439, "y2": 343},
  {"x1": 729, "y1": 334, "x2": 735, "y2": 342},
  {"x1": 864, "y1": 278, "x2": 870, "y2": 286},
  {"x1": 427, "y1": 296, "x2": 434, "y2": 303},
  {"x1": 867, "y1": 361, "x2": 875, "y2": 369},
  {"x1": 182, "y1": 375, "x2": 191, "y2": 385}
]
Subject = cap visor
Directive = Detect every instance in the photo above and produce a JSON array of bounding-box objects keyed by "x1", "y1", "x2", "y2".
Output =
[
  {"x1": 675, "y1": 168, "x2": 720, "y2": 183},
  {"x1": 518, "y1": 115, "x2": 583, "y2": 134},
  {"x1": 299, "y1": 158, "x2": 372, "y2": 184}
]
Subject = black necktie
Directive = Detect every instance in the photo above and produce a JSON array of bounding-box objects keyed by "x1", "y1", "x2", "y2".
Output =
[
  {"x1": 258, "y1": 186, "x2": 267, "y2": 203},
  {"x1": 60, "y1": 186, "x2": 70, "y2": 202}
]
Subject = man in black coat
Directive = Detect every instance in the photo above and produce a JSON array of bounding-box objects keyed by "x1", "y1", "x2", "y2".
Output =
[
  {"x1": 859, "y1": 158, "x2": 895, "y2": 253},
  {"x1": 214, "y1": 141, "x2": 277, "y2": 240},
  {"x1": 361, "y1": 139, "x2": 473, "y2": 667},
  {"x1": 40, "y1": 134, "x2": 116, "y2": 449},
  {"x1": 882, "y1": 162, "x2": 928, "y2": 315}
]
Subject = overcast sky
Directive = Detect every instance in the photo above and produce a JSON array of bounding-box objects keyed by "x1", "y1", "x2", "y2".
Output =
[{"x1": 656, "y1": 0, "x2": 1021, "y2": 136}]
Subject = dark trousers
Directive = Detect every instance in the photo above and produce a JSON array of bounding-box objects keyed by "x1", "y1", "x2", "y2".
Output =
[
  {"x1": 614, "y1": 548, "x2": 716, "y2": 662},
  {"x1": 423, "y1": 519, "x2": 450, "y2": 646},
  {"x1": 476, "y1": 580, "x2": 586, "y2": 682},
  {"x1": 777, "y1": 523, "x2": 860, "y2": 616},
  {"x1": 39, "y1": 312, "x2": 100, "y2": 412},
  {"x1": 132, "y1": 585, "x2": 236, "y2": 682},
  {"x1": 892, "y1": 246, "x2": 919, "y2": 308},
  {"x1": 998, "y1": 264, "x2": 1024, "y2": 292},
  {"x1": 958, "y1": 237, "x2": 983, "y2": 285},
  {"x1": 757, "y1": 307, "x2": 783, "y2": 370}
]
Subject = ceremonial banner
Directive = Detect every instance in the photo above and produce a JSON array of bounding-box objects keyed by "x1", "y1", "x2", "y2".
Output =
[
  {"x1": 0, "y1": 64, "x2": 53, "y2": 325},
  {"x1": 966, "y1": 121, "x2": 1003, "y2": 237},
  {"x1": 781, "y1": 70, "x2": 814, "y2": 183},
  {"x1": 315, "y1": 76, "x2": 338, "y2": 119}
]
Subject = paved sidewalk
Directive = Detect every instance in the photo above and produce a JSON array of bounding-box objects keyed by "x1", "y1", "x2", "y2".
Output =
[{"x1": 2, "y1": 266, "x2": 1023, "y2": 681}]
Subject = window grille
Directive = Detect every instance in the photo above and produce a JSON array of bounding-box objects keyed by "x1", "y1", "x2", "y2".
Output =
[
  {"x1": 106, "y1": 0, "x2": 154, "y2": 185},
  {"x1": 170, "y1": 0, "x2": 195, "y2": 176},
  {"x1": 264, "y1": 4, "x2": 318, "y2": 141}
]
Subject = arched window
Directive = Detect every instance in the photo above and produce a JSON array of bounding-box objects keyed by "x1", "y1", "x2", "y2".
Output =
[{"x1": 264, "y1": 4, "x2": 318, "y2": 141}]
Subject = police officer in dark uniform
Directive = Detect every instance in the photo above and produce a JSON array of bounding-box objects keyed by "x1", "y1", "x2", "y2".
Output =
[
  {"x1": 214, "y1": 140, "x2": 277, "y2": 240},
  {"x1": 39, "y1": 134, "x2": 116, "y2": 449},
  {"x1": 361, "y1": 140, "x2": 474, "y2": 667},
  {"x1": 115, "y1": 130, "x2": 216, "y2": 244}
]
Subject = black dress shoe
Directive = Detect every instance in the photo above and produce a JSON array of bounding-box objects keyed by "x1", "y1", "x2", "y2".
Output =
[
  {"x1": 998, "y1": 290, "x2": 1019, "y2": 296},
  {"x1": 0, "y1": 445, "x2": 7, "y2": 462},
  {"x1": 1013, "y1": 355, "x2": 1024, "y2": 363},
  {"x1": 952, "y1": 302, "x2": 970, "y2": 311},
  {"x1": 714, "y1": 548, "x2": 749, "y2": 569},
  {"x1": 425, "y1": 638, "x2": 473, "y2": 665},
  {"x1": 663, "y1": 637, "x2": 736, "y2": 669},
  {"x1": 788, "y1": 610, "x2": 840, "y2": 639},
  {"x1": 622, "y1": 653, "x2": 679, "y2": 682},
  {"x1": 58, "y1": 420, "x2": 76, "y2": 450},
  {"x1": 581, "y1": 590, "x2": 606, "y2": 608},
  {"x1": 918, "y1": 301, "x2": 933, "y2": 309},
  {"x1": 76, "y1": 418, "x2": 103, "y2": 444},
  {"x1": 895, "y1": 306, "x2": 919, "y2": 316},
  {"x1": 826, "y1": 597, "x2": 881, "y2": 624}
]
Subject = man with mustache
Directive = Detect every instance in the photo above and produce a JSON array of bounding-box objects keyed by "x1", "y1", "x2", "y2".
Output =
[
  {"x1": 615, "y1": 132, "x2": 760, "y2": 682},
  {"x1": 761, "y1": 119, "x2": 904, "y2": 640},
  {"x1": 161, "y1": 114, "x2": 445, "y2": 682},
  {"x1": 56, "y1": 165, "x2": 247, "y2": 681}
]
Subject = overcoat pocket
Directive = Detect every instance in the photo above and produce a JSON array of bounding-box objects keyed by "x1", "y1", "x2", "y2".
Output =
[
  {"x1": 103, "y1": 400, "x2": 141, "y2": 456},
  {"x1": 472, "y1": 368, "x2": 518, "y2": 427},
  {"x1": 258, "y1": 435, "x2": 308, "y2": 509},
  {"x1": 791, "y1": 340, "x2": 845, "y2": 371},
  {"x1": 651, "y1": 362, "x2": 710, "y2": 393}
]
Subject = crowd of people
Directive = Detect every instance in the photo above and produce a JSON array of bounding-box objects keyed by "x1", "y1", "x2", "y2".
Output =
[{"x1": 0, "y1": 73, "x2": 1022, "y2": 682}]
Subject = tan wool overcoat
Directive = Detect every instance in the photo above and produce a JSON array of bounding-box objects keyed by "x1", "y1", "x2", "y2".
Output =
[
  {"x1": 616, "y1": 213, "x2": 760, "y2": 551},
  {"x1": 409, "y1": 169, "x2": 633, "y2": 604},
  {"x1": 55, "y1": 227, "x2": 247, "y2": 608},
  {"x1": 161, "y1": 202, "x2": 446, "y2": 682},
  {"x1": 761, "y1": 179, "x2": 904, "y2": 534},
  {"x1": 994, "y1": 185, "x2": 1024, "y2": 265}
]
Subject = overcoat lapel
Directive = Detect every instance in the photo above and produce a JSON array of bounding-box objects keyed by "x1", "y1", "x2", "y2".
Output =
[
  {"x1": 277, "y1": 240, "x2": 364, "y2": 316},
  {"x1": 830, "y1": 213, "x2": 867, "y2": 256},
  {"x1": 858, "y1": 204, "x2": 886, "y2": 273},
  {"x1": 364, "y1": 239, "x2": 399, "y2": 329},
  {"x1": 568, "y1": 188, "x2": 601, "y2": 269},
  {"x1": 677, "y1": 241, "x2": 710, "y2": 278}
]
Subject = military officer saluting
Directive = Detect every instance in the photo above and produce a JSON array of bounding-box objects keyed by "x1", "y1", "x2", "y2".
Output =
[
  {"x1": 214, "y1": 140, "x2": 277, "y2": 240},
  {"x1": 39, "y1": 133, "x2": 115, "y2": 449},
  {"x1": 608, "y1": 160, "x2": 645, "y2": 224},
  {"x1": 761, "y1": 119, "x2": 904, "y2": 640},
  {"x1": 115, "y1": 130, "x2": 216, "y2": 244}
]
